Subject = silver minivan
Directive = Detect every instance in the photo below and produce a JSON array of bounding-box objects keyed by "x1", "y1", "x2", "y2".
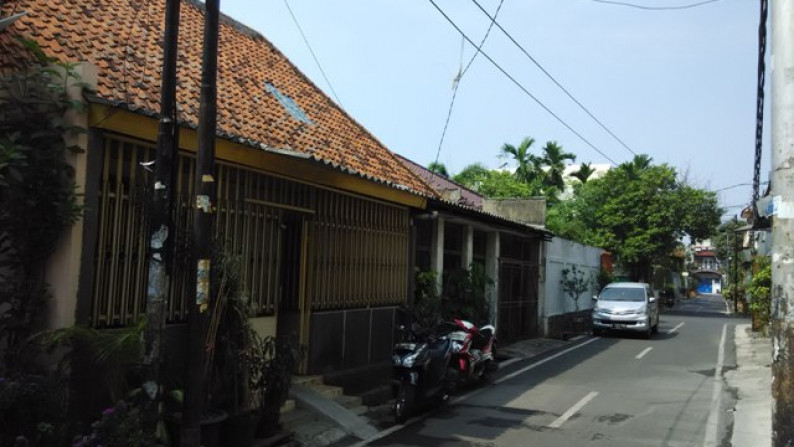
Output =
[{"x1": 592, "y1": 282, "x2": 659, "y2": 338}]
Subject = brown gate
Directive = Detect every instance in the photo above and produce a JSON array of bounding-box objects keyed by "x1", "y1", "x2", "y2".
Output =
[{"x1": 498, "y1": 258, "x2": 540, "y2": 343}]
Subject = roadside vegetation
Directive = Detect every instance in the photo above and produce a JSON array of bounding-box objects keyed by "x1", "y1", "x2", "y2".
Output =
[{"x1": 435, "y1": 137, "x2": 723, "y2": 282}]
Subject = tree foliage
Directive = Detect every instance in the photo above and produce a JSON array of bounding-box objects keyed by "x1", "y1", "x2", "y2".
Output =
[
  {"x1": 711, "y1": 218, "x2": 743, "y2": 265},
  {"x1": 560, "y1": 265, "x2": 591, "y2": 312},
  {"x1": 548, "y1": 155, "x2": 721, "y2": 281},
  {"x1": 571, "y1": 162, "x2": 595, "y2": 184},
  {"x1": 540, "y1": 140, "x2": 576, "y2": 190},
  {"x1": 0, "y1": 38, "x2": 87, "y2": 371},
  {"x1": 748, "y1": 257, "x2": 771, "y2": 332},
  {"x1": 453, "y1": 163, "x2": 540, "y2": 198},
  {"x1": 427, "y1": 161, "x2": 449, "y2": 178},
  {"x1": 500, "y1": 137, "x2": 541, "y2": 184}
]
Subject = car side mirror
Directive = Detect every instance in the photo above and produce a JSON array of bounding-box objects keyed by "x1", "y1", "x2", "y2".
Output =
[
  {"x1": 649, "y1": 297, "x2": 656, "y2": 303},
  {"x1": 592, "y1": 295, "x2": 598, "y2": 302}
]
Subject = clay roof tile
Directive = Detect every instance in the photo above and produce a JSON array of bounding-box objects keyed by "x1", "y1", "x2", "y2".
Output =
[{"x1": 0, "y1": 0, "x2": 434, "y2": 197}]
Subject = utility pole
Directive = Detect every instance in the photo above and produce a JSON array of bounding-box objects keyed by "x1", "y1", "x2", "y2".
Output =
[
  {"x1": 143, "y1": 0, "x2": 180, "y2": 441},
  {"x1": 770, "y1": 0, "x2": 794, "y2": 445},
  {"x1": 733, "y1": 222, "x2": 740, "y2": 314},
  {"x1": 181, "y1": 0, "x2": 220, "y2": 446}
]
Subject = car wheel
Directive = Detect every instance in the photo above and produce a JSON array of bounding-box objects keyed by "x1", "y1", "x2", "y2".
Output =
[{"x1": 644, "y1": 319, "x2": 652, "y2": 339}]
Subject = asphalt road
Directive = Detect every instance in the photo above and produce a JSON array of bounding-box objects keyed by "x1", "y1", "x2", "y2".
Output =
[{"x1": 365, "y1": 294, "x2": 739, "y2": 447}]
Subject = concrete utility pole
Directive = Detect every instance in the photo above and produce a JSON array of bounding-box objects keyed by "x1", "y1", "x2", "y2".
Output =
[
  {"x1": 181, "y1": 0, "x2": 220, "y2": 446},
  {"x1": 770, "y1": 0, "x2": 794, "y2": 445},
  {"x1": 733, "y1": 221, "x2": 740, "y2": 315},
  {"x1": 142, "y1": 0, "x2": 180, "y2": 441}
]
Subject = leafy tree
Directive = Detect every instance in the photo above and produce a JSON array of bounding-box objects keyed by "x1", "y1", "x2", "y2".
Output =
[
  {"x1": 453, "y1": 164, "x2": 540, "y2": 198},
  {"x1": 0, "y1": 39, "x2": 86, "y2": 371},
  {"x1": 571, "y1": 162, "x2": 595, "y2": 184},
  {"x1": 540, "y1": 140, "x2": 575, "y2": 190},
  {"x1": 561, "y1": 265, "x2": 591, "y2": 312},
  {"x1": 427, "y1": 161, "x2": 449, "y2": 178},
  {"x1": 548, "y1": 155, "x2": 721, "y2": 282},
  {"x1": 712, "y1": 218, "x2": 744, "y2": 267},
  {"x1": 748, "y1": 257, "x2": 771, "y2": 332},
  {"x1": 453, "y1": 163, "x2": 490, "y2": 190}
]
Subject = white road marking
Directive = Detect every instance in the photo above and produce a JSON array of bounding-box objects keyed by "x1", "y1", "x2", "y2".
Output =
[
  {"x1": 499, "y1": 357, "x2": 522, "y2": 369},
  {"x1": 548, "y1": 391, "x2": 599, "y2": 428},
  {"x1": 703, "y1": 323, "x2": 727, "y2": 447},
  {"x1": 635, "y1": 347, "x2": 653, "y2": 359},
  {"x1": 668, "y1": 322, "x2": 685, "y2": 334},
  {"x1": 352, "y1": 338, "x2": 600, "y2": 447},
  {"x1": 493, "y1": 337, "x2": 599, "y2": 386}
]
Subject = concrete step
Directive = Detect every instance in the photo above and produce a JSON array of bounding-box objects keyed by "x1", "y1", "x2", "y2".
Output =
[
  {"x1": 346, "y1": 405, "x2": 369, "y2": 416},
  {"x1": 334, "y1": 394, "x2": 363, "y2": 409},
  {"x1": 292, "y1": 375, "x2": 325, "y2": 387},
  {"x1": 304, "y1": 383, "x2": 343, "y2": 399}
]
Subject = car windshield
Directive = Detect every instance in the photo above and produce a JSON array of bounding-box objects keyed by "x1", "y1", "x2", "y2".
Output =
[{"x1": 599, "y1": 287, "x2": 645, "y2": 302}]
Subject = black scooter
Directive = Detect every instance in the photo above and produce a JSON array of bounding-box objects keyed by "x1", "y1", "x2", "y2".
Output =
[{"x1": 391, "y1": 323, "x2": 456, "y2": 423}]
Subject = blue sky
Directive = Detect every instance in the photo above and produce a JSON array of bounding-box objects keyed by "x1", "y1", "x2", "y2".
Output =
[{"x1": 221, "y1": 0, "x2": 768, "y2": 220}]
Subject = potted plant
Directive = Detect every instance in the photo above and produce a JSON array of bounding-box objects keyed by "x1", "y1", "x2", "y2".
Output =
[{"x1": 247, "y1": 332, "x2": 304, "y2": 439}]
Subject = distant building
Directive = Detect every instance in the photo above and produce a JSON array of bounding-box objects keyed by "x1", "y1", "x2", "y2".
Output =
[{"x1": 690, "y1": 246, "x2": 722, "y2": 294}]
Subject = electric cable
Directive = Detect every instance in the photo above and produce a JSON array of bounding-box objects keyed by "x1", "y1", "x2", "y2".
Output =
[
  {"x1": 283, "y1": 0, "x2": 345, "y2": 109},
  {"x1": 714, "y1": 181, "x2": 767, "y2": 193},
  {"x1": 470, "y1": 0, "x2": 636, "y2": 157},
  {"x1": 427, "y1": 0, "x2": 619, "y2": 165},
  {"x1": 433, "y1": 0, "x2": 505, "y2": 167},
  {"x1": 590, "y1": 0, "x2": 724, "y2": 10}
]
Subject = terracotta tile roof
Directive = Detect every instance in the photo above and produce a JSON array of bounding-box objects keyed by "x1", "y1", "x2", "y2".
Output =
[
  {"x1": 0, "y1": 0, "x2": 434, "y2": 196},
  {"x1": 694, "y1": 250, "x2": 716, "y2": 257},
  {"x1": 395, "y1": 154, "x2": 483, "y2": 209}
]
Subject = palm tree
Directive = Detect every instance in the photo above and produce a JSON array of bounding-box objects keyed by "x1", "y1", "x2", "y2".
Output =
[
  {"x1": 620, "y1": 154, "x2": 653, "y2": 179},
  {"x1": 500, "y1": 137, "x2": 542, "y2": 184},
  {"x1": 541, "y1": 141, "x2": 576, "y2": 190},
  {"x1": 572, "y1": 162, "x2": 595, "y2": 184}
]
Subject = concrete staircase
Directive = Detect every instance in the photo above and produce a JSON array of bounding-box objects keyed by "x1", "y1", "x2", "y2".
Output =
[{"x1": 282, "y1": 375, "x2": 376, "y2": 446}]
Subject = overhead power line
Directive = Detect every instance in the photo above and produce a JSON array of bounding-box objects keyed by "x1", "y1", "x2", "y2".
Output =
[
  {"x1": 433, "y1": 0, "x2": 505, "y2": 166},
  {"x1": 590, "y1": 0, "x2": 724, "y2": 10},
  {"x1": 283, "y1": 0, "x2": 345, "y2": 109},
  {"x1": 714, "y1": 181, "x2": 768, "y2": 193},
  {"x1": 470, "y1": 0, "x2": 637, "y2": 157},
  {"x1": 427, "y1": 0, "x2": 619, "y2": 165}
]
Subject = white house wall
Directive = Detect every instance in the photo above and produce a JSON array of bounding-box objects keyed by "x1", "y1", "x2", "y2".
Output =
[{"x1": 543, "y1": 237, "x2": 602, "y2": 335}]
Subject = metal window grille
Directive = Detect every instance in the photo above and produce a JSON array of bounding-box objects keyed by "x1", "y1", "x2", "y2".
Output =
[
  {"x1": 90, "y1": 134, "x2": 409, "y2": 326},
  {"x1": 311, "y1": 190, "x2": 409, "y2": 310}
]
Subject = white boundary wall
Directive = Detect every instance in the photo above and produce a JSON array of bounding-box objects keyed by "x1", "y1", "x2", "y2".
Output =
[{"x1": 542, "y1": 237, "x2": 603, "y2": 334}]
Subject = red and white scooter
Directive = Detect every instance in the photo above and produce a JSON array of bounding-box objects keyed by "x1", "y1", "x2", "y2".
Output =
[{"x1": 446, "y1": 318, "x2": 498, "y2": 386}]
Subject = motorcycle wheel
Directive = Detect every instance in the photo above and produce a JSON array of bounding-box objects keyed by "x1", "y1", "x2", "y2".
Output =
[
  {"x1": 444, "y1": 367, "x2": 459, "y2": 401},
  {"x1": 480, "y1": 361, "x2": 495, "y2": 385},
  {"x1": 394, "y1": 383, "x2": 415, "y2": 424}
]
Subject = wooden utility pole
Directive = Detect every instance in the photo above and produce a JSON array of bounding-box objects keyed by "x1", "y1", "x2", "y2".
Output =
[
  {"x1": 181, "y1": 0, "x2": 220, "y2": 446},
  {"x1": 143, "y1": 0, "x2": 180, "y2": 441},
  {"x1": 770, "y1": 0, "x2": 794, "y2": 445}
]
